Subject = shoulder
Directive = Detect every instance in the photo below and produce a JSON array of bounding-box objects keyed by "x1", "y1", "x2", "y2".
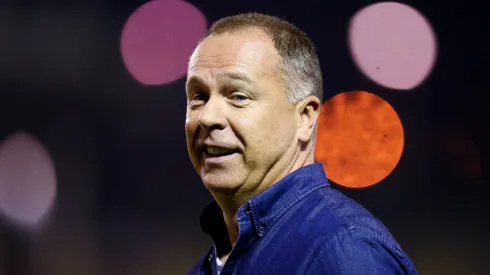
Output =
[
  {"x1": 306, "y1": 226, "x2": 417, "y2": 274},
  {"x1": 288, "y1": 185, "x2": 397, "y2": 243},
  {"x1": 302, "y1": 187, "x2": 417, "y2": 274},
  {"x1": 315, "y1": 186, "x2": 408, "y2": 255},
  {"x1": 315, "y1": 187, "x2": 395, "y2": 242}
]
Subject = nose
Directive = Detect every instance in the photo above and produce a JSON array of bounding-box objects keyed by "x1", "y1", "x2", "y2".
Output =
[{"x1": 197, "y1": 95, "x2": 227, "y2": 130}]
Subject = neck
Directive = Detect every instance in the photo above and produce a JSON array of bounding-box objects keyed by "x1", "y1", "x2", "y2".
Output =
[{"x1": 213, "y1": 145, "x2": 315, "y2": 246}]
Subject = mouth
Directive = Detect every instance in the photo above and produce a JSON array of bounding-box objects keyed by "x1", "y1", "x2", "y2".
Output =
[
  {"x1": 203, "y1": 146, "x2": 238, "y2": 157},
  {"x1": 200, "y1": 146, "x2": 239, "y2": 161}
]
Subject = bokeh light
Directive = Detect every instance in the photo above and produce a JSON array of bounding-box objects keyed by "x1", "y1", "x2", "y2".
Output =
[
  {"x1": 348, "y1": 2, "x2": 437, "y2": 90},
  {"x1": 0, "y1": 131, "x2": 57, "y2": 228},
  {"x1": 315, "y1": 91, "x2": 404, "y2": 188},
  {"x1": 120, "y1": 0, "x2": 207, "y2": 85}
]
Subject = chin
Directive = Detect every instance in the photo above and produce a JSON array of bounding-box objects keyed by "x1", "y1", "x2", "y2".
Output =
[{"x1": 201, "y1": 173, "x2": 243, "y2": 194}]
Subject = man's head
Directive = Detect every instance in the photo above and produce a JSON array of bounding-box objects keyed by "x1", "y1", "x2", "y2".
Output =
[{"x1": 185, "y1": 13, "x2": 323, "y2": 198}]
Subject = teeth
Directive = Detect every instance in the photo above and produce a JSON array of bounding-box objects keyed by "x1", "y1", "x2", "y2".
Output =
[{"x1": 206, "y1": 146, "x2": 233, "y2": 155}]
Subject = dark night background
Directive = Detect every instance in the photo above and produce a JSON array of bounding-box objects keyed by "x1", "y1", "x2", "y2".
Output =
[{"x1": 0, "y1": 0, "x2": 488, "y2": 274}]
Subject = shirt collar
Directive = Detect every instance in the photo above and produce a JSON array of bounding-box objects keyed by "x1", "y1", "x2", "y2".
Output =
[
  {"x1": 248, "y1": 162, "x2": 329, "y2": 236},
  {"x1": 199, "y1": 163, "x2": 329, "y2": 254}
]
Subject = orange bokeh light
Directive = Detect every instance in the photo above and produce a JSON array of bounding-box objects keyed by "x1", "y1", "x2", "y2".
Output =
[{"x1": 315, "y1": 91, "x2": 404, "y2": 188}]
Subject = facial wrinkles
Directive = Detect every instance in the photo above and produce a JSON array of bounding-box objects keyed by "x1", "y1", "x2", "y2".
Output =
[
  {"x1": 184, "y1": 34, "x2": 310, "y2": 207},
  {"x1": 187, "y1": 34, "x2": 286, "y2": 152}
]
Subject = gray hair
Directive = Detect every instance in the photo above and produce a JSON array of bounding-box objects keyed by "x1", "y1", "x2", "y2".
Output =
[{"x1": 201, "y1": 12, "x2": 323, "y2": 104}]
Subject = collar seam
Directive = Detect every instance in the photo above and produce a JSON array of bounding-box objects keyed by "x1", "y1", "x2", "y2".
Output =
[{"x1": 254, "y1": 181, "x2": 328, "y2": 231}]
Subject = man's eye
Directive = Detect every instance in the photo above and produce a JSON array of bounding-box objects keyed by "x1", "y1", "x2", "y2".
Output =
[
  {"x1": 230, "y1": 93, "x2": 249, "y2": 101},
  {"x1": 191, "y1": 93, "x2": 207, "y2": 101}
]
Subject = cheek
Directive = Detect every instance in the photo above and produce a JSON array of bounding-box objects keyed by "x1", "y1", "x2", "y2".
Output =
[
  {"x1": 185, "y1": 115, "x2": 198, "y2": 146},
  {"x1": 185, "y1": 117, "x2": 202, "y2": 169},
  {"x1": 267, "y1": 111, "x2": 298, "y2": 151},
  {"x1": 264, "y1": 105, "x2": 295, "y2": 132},
  {"x1": 239, "y1": 108, "x2": 296, "y2": 147}
]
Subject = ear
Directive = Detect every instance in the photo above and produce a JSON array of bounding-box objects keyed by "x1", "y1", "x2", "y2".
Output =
[{"x1": 296, "y1": 95, "x2": 321, "y2": 143}]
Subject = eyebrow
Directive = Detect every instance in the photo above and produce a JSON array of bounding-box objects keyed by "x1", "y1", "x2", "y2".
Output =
[{"x1": 185, "y1": 75, "x2": 206, "y2": 94}]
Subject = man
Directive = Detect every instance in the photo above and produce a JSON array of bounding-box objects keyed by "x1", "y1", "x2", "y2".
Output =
[{"x1": 185, "y1": 12, "x2": 417, "y2": 275}]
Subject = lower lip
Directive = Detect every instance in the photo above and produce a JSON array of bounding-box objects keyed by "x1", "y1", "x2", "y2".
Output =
[{"x1": 201, "y1": 151, "x2": 239, "y2": 164}]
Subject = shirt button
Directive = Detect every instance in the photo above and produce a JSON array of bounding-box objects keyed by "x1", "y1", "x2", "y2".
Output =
[
  {"x1": 208, "y1": 254, "x2": 213, "y2": 262},
  {"x1": 258, "y1": 225, "x2": 265, "y2": 234}
]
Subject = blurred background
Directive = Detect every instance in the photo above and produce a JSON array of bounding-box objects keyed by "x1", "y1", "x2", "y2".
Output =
[{"x1": 0, "y1": 0, "x2": 488, "y2": 274}]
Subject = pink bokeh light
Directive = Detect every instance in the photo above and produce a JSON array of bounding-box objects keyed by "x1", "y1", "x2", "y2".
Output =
[
  {"x1": 0, "y1": 131, "x2": 57, "y2": 228},
  {"x1": 348, "y1": 2, "x2": 437, "y2": 90},
  {"x1": 120, "y1": 0, "x2": 207, "y2": 86}
]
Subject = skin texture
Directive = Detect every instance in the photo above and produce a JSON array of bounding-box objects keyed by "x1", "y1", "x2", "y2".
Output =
[{"x1": 185, "y1": 28, "x2": 321, "y2": 262}]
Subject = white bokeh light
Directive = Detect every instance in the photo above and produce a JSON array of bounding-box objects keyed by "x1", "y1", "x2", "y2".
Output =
[
  {"x1": 0, "y1": 131, "x2": 57, "y2": 228},
  {"x1": 348, "y1": 2, "x2": 437, "y2": 90}
]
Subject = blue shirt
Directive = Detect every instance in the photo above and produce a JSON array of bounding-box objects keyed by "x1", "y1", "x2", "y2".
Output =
[{"x1": 187, "y1": 163, "x2": 418, "y2": 275}]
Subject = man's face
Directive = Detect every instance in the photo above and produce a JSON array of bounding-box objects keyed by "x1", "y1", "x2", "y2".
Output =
[{"x1": 185, "y1": 29, "x2": 299, "y2": 194}]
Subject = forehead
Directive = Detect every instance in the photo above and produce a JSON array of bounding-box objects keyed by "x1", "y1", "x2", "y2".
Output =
[{"x1": 187, "y1": 29, "x2": 279, "y2": 84}]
